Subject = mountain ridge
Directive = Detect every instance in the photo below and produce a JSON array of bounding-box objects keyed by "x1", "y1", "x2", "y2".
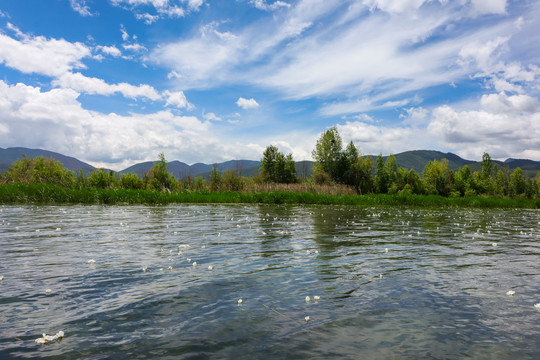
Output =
[{"x1": 1, "y1": 147, "x2": 539, "y2": 179}]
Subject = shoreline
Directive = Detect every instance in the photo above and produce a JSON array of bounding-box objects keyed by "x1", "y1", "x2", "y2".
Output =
[{"x1": 1, "y1": 184, "x2": 539, "y2": 209}]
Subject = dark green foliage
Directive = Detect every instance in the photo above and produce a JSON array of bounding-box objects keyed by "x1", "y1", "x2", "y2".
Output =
[
  {"x1": 374, "y1": 154, "x2": 388, "y2": 193},
  {"x1": 2, "y1": 183, "x2": 539, "y2": 208},
  {"x1": 423, "y1": 159, "x2": 454, "y2": 196},
  {"x1": 88, "y1": 169, "x2": 117, "y2": 189},
  {"x1": 260, "y1": 145, "x2": 297, "y2": 184},
  {"x1": 3, "y1": 156, "x2": 76, "y2": 187},
  {"x1": 147, "y1": 153, "x2": 173, "y2": 191},
  {"x1": 312, "y1": 126, "x2": 344, "y2": 182},
  {"x1": 221, "y1": 169, "x2": 244, "y2": 191},
  {"x1": 120, "y1": 172, "x2": 144, "y2": 189},
  {"x1": 210, "y1": 166, "x2": 222, "y2": 191}
]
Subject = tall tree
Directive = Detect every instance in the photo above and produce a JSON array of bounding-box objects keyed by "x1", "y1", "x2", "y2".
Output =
[
  {"x1": 374, "y1": 154, "x2": 388, "y2": 194},
  {"x1": 260, "y1": 145, "x2": 297, "y2": 183},
  {"x1": 312, "y1": 126, "x2": 343, "y2": 182}
]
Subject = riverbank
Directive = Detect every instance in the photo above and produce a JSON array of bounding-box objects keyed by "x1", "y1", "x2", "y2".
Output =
[{"x1": 1, "y1": 183, "x2": 539, "y2": 208}]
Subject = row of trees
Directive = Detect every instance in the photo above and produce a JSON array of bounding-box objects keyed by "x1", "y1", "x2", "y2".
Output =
[
  {"x1": 0, "y1": 154, "x2": 246, "y2": 192},
  {"x1": 1, "y1": 132, "x2": 539, "y2": 199},
  {"x1": 303, "y1": 127, "x2": 538, "y2": 198}
]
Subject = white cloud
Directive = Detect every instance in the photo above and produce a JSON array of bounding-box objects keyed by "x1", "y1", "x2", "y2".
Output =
[
  {"x1": 0, "y1": 79, "x2": 260, "y2": 169},
  {"x1": 52, "y1": 72, "x2": 162, "y2": 100},
  {"x1": 136, "y1": 13, "x2": 160, "y2": 24},
  {"x1": 120, "y1": 25, "x2": 130, "y2": 41},
  {"x1": 0, "y1": 32, "x2": 90, "y2": 77},
  {"x1": 112, "y1": 0, "x2": 205, "y2": 22},
  {"x1": 122, "y1": 43, "x2": 147, "y2": 52},
  {"x1": 70, "y1": 0, "x2": 93, "y2": 16},
  {"x1": 336, "y1": 120, "x2": 434, "y2": 156},
  {"x1": 470, "y1": 0, "x2": 506, "y2": 16},
  {"x1": 203, "y1": 112, "x2": 222, "y2": 121},
  {"x1": 96, "y1": 45, "x2": 122, "y2": 57},
  {"x1": 236, "y1": 97, "x2": 259, "y2": 109},
  {"x1": 164, "y1": 90, "x2": 193, "y2": 109},
  {"x1": 363, "y1": 0, "x2": 430, "y2": 14},
  {"x1": 185, "y1": 0, "x2": 204, "y2": 11},
  {"x1": 428, "y1": 92, "x2": 540, "y2": 160},
  {"x1": 251, "y1": 0, "x2": 291, "y2": 11}
]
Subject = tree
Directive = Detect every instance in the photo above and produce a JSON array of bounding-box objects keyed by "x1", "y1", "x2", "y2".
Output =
[
  {"x1": 260, "y1": 145, "x2": 297, "y2": 183},
  {"x1": 374, "y1": 154, "x2": 388, "y2": 194},
  {"x1": 88, "y1": 169, "x2": 117, "y2": 189},
  {"x1": 312, "y1": 126, "x2": 343, "y2": 182},
  {"x1": 348, "y1": 155, "x2": 374, "y2": 194},
  {"x1": 148, "y1": 153, "x2": 173, "y2": 191},
  {"x1": 454, "y1": 165, "x2": 473, "y2": 196},
  {"x1": 509, "y1": 167, "x2": 526, "y2": 197},
  {"x1": 5, "y1": 156, "x2": 75, "y2": 187},
  {"x1": 423, "y1": 159, "x2": 454, "y2": 196},
  {"x1": 210, "y1": 166, "x2": 222, "y2": 191},
  {"x1": 384, "y1": 154, "x2": 398, "y2": 193}
]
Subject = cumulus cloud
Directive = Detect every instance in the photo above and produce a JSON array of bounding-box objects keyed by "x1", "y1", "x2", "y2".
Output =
[
  {"x1": 428, "y1": 92, "x2": 540, "y2": 160},
  {"x1": 0, "y1": 79, "x2": 261, "y2": 169},
  {"x1": 336, "y1": 121, "x2": 434, "y2": 156},
  {"x1": 52, "y1": 72, "x2": 162, "y2": 100},
  {"x1": 164, "y1": 90, "x2": 194, "y2": 109},
  {"x1": 236, "y1": 97, "x2": 259, "y2": 109},
  {"x1": 96, "y1": 45, "x2": 122, "y2": 57},
  {"x1": 203, "y1": 112, "x2": 222, "y2": 121},
  {"x1": 0, "y1": 32, "x2": 90, "y2": 77}
]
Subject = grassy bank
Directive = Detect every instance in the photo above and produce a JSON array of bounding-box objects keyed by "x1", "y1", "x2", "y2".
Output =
[{"x1": 1, "y1": 183, "x2": 539, "y2": 208}]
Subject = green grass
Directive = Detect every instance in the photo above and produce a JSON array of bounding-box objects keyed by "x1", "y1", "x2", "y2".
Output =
[{"x1": 1, "y1": 183, "x2": 539, "y2": 208}]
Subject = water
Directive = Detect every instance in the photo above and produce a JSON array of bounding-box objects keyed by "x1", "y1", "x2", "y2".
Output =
[{"x1": 0, "y1": 204, "x2": 539, "y2": 359}]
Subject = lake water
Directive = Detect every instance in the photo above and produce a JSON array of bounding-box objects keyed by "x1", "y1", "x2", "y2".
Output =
[{"x1": 1, "y1": 204, "x2": 540, "y2": 359}]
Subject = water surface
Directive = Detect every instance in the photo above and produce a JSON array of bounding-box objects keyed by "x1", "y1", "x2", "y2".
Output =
[{"x1": 1, "y1": 204, "x2": 539, "y2": 359}]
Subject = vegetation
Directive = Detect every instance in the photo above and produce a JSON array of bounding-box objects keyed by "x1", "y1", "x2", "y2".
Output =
[{"x1": 1, "y1": 129, "x2": 540, "y2": 207}]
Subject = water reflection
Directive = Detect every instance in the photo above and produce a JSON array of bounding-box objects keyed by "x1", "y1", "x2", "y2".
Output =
[{"x1": 0, "y1": 204, "x2": 539, "y2": 359}]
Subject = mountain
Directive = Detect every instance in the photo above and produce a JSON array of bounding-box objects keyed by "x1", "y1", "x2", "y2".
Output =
[
  {"x1": 119, "y1": 159, "x2": 261, "y2": 179},
  {"x1": 0, "y1": 147, "x2": 96, "y2": 174},
  {"x1": 382, "y1": 150, "x2": 476, "y2": 175},
  {"x1": 1, "y1": 147, "x2": 539, "y2": 179}
]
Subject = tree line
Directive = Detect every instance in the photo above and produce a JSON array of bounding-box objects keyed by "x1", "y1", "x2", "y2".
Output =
[
  {"x1": 259, "y1": 127, "x2": 539, "y2": 199},
  {"x1": 1, "y1": 128, "x2": 539, "y2": 199}
]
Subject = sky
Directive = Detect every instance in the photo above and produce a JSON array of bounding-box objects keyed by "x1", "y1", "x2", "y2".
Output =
[{"x1": 0, "y1": 0, "x2": 539, "y2": 170}]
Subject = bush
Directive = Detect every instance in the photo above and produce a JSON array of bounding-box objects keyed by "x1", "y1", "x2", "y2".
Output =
[
  {"x1": 4, "y1": 156, "x2": 76, "y2": 187},
  {"x1": 120, "y1": 173, "x2": 144, "y2": 189}
]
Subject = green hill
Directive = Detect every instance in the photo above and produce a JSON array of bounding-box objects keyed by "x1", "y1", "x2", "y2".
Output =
[{"x1": 2, "y1": 147, "x2": 539, "y2": 179}]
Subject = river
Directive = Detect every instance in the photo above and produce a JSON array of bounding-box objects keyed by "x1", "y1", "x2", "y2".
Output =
[{"x1": 1, "y1": 204, "x2": 539, "y2": 359}]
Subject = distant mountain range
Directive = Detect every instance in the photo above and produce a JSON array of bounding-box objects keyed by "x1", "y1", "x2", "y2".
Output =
[{"x1": 1, "y1": 147, "x2": 539, "y2": 179}]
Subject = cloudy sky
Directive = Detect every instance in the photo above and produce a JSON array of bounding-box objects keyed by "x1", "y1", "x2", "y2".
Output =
[{"x1": 0, "y1": 0, "x2": 539, "y2": 170}]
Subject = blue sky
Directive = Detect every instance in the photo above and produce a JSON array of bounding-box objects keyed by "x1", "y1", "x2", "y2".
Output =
[{"x1": 0, "y1": 0, "x2": 539, "y2": 170}]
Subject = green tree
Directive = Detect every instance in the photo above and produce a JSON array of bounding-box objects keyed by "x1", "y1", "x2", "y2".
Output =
[
  {"x1": 5, "y1": 156, "x2": 75, "y2": 187},
  {"x1": 494, "y1": 167, "x2": 510, "y2": 196},
  {"x1": 260, "y1": 145, "x2": 297, "y2": 183},
  {"x1": 509, "y1": 167, "x2": 527, "y2": 197},
  {"x1": 454, "y1": 165, "x2": 473, "y2": 196},
  {"x1": 348, "y1": 155, "x2": 374, "y2": 194},
  {"x1": 384, "y1": 154, "x2": 398, "y2": 194},
  {"x1": 88, "y1": 169, "x2": 117, "y2": 189},
  {"x1": 374, "y1": 154, "x2": 388, "y2": 194},
  {"x1": 423, "y1": 159, "x2": 454, "y2": 196},
  {"x1": 119, "y1": 173, "x2": 144, "y2": 189},
  {"x1": 221, "y1": 169, "x2": 244, "y2": 191},
  {"x1": 148, "y1": 153, "x2": 173, "y2": 191},
  {"x1": 210, "y1": 166, "x2": 222, "y2": 191},
  {"x1": 312, "y1": 126, "x2": 343, "y2": 182}
]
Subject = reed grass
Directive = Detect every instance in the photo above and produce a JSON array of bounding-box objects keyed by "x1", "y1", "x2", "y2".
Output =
[{"x1": 1, "y1": 183, "x2": 538, "y2": 208}]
